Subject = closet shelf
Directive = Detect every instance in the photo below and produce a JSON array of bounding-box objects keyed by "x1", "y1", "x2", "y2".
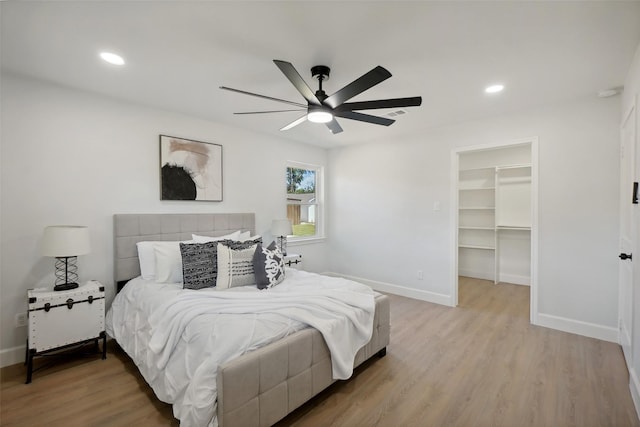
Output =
[
  {"x1": 459, "y1": 244, "x2": 495, "y2": 250},
  {"x1": 459, "y1": 166, "x2": 496, "y2": 172},
  {"x1": 496, "y1": 225, "x2": 531, "y2": 230},
  {"x1": 459, "y1": 226, "x2": 495, "y2": 230},
  {"x1": 459, "y1": 206, "x2": 495, "y2": 210},
  {"x1": 459, "y1": 187, "x2": 495, "y2": 191},
  {"x1": 496, "y1": 164, "x2": 531, "y2": 171}
]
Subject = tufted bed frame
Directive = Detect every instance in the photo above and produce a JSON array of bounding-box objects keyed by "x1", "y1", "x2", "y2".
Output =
[{"x1": 113, "y1": 213, "x2": 390, "y2": 427}]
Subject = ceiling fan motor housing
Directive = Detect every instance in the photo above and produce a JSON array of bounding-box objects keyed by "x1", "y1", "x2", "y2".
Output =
[{"x1": 311, "y1": 65, "x2": 330, "y2": 81}]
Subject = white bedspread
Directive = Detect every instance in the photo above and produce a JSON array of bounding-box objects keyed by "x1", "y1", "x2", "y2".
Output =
[{"x1": 106, "y1": 269, "x2": 375, "y2": 427}]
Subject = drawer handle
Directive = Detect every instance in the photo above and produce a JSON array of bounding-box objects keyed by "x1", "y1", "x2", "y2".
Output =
[
  {"x1": 88, "y1": 296, "x2": 94, "y2": 304},
  {"x1": 44, "y1": 303, "x2": 51, "y2": 312},
  {"x1": 66, "y1": 298, "x2": 74, "y2": 309}
]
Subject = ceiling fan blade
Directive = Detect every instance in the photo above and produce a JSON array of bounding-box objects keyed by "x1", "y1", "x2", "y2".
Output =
[
  {"x1": 324, "y1": 66, "x2": 392, "y2": 109},
  {"x1": 234, "y1": 109, "x2": 306, "y2": 115},
  {"x1": 220, "y1": 86, "x2": 306, "y2": 108},
  {"x1": 325, "y1": 119, "x2": 343, "y2": 134},
  {"x1": 280, "y1": 115, "x2": 308, "y2": 131},
  {"x1": 273, "y1": 60, "x2": 321, "y2": 106},
  {"x1": 335, "y1": 111, "x2": 395, "y2": 126},
  {"x1": 336, "y1": 96, "x2": 422, "y2": 112}
]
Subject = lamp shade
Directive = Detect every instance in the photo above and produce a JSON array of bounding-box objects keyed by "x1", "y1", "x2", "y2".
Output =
[
  {"x1": 42, "y1": 226, "x2": 91, "y2": 257},
  {"x1": 271, "y1": 219, "x2": 293, "y2": 237}
]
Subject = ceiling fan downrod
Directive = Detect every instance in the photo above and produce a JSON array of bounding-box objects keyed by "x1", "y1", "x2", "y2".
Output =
[{"x1": 311, "y1": 65, "x2": 330, "y2": 101}]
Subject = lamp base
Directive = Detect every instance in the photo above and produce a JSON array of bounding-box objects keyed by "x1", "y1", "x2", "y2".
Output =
[
  {"x1": 54, "y1": 282, "x2": 79, "y2": 292},
  {"x1": 277, "y1": 236, "x2": 288, "y2": 256}
]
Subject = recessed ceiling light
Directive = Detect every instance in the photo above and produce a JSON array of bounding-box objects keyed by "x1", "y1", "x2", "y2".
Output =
[
  {"x1": 485, "y1": 84, "x2": 504, "y2": 94},
  {"x1": 100, "y1": 52, "x2": 125, "y2": 66}
]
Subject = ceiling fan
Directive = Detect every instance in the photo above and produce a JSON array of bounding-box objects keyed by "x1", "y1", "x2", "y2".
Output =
[{"x1": 220, "y1": 60, "x2": 422, "y2": 134}]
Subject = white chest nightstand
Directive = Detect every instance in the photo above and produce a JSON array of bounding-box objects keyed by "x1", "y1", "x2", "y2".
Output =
[
  {"x1": 284, "y1": 253, "x2": 303, "y2": 270},
  {"x1": 26, "y1": 280, "x2": 106, "y2": 383}
]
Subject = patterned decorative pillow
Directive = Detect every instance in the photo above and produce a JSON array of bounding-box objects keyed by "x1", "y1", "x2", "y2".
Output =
[
  {"x1": 180, "y1": 241, "x2": 229, "y2": 290},
  {"x1": 216, "y1": 239, "x2": 262, "y2": 289},
  {"x1": 224, "y1": 237, "x2": 262, "y2": 250},
  {"x1": 253, "y1": 241, "x2": 285, "y2": 290}
]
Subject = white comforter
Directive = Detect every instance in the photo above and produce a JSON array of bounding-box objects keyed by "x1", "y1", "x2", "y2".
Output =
[{"x1": 106, "y1": 269, "x2": 375, "y2": 427}]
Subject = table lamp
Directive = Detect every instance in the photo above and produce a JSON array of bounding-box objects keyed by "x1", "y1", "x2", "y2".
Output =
[
  {"x1": 42, "y1": 225, "x2": 91, "y2": 291},
  {"x1": 271, "y1": 219, "x2": 293, "y2": 256}
]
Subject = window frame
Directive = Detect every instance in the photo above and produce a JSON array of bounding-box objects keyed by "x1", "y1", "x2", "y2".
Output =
[{"x1": 285, "y1": 161, "x2": 325, "y2": 243}]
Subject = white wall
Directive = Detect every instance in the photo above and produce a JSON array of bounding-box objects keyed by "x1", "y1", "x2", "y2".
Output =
[
  {"x1": 327, "y1": 95, "x2": 621, "y2": 338},
  {"x1": 0, "y1": 73, "x2": 328, "y2": 364}
]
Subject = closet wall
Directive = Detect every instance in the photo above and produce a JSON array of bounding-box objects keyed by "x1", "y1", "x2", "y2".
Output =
[{"x1": 458, "y1": 143, "x2": 532, "y2": 285}]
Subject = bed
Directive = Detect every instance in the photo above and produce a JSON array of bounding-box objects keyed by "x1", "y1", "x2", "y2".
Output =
[{"x1": 108, "y1": 213, "x2": 390, "y2": 427}]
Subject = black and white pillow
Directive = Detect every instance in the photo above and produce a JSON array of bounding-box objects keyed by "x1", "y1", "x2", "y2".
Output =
[
  {"x1": 224, "y1": 237, "x2": 262, "y2": 250},
  {"x1": 180, "y1": 241, "x2": 229, "y2": 290},
  {"x1": 253, "y1": 241, "x2": 285, "y2": 290},
  {"x1": 216, "y1": 241, "x2": 260, "y2": 289}
]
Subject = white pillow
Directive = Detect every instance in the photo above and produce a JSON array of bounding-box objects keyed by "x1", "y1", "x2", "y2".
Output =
[
  {"x1": 154, "y1": 241, "x2": 187, "y2": 283},
  {"x1": 137, "y1": 241, "x2": 158, "y2": 280},
  {"x1": 137, "y1": 240, "x2": 195, "y2": 281},
  {"x1": 238, "y1": 230, "x2": 251, "y2": 241},
  {"x1": 192, "y1": 230, "x2": 241, "y2": 243}
]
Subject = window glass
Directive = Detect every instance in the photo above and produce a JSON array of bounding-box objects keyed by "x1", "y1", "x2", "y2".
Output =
[{"x1": 286, "y1": 166, "x2": 319, "y2": 238}]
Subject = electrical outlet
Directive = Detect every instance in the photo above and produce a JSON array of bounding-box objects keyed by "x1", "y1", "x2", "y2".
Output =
[
  {"x1": 417, "y1": 270, "x2": 424, "y2": 280},
  {"x1": 15, "y1": 312, "x2": 27, "y2": 328}
]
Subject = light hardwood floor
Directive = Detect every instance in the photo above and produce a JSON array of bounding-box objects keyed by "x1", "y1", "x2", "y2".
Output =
[{"x1": 1, "y1": 277, "x2": 638, "y2": 426}]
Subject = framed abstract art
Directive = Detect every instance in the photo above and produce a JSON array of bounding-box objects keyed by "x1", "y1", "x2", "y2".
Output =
[{"x1": 159, "y1": 135, "x2": 223, "y2": 201}]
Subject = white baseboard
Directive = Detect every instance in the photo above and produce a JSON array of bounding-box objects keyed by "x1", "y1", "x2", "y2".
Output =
[
  {"x1": 323, "y1": 272, "x2": 454, "y2": 307},
  {"x1": 458, "y1": 269, "x2": 493, "y2": 282},
  {"x1": 630, "y1": 367, "x2": 640, "y2": 422},
  {"x1": 498, "y1": 273, "x2": 530, "y2": 286},
  {"x1": 0, "y1": 345, "x2": 25, "y2": 368},
  {"x1": 535, "y1": 313, "x2": 619, "y2": 343},
  {"x1": 459, "y1": 269, "x2": 529, "y2": 286}
]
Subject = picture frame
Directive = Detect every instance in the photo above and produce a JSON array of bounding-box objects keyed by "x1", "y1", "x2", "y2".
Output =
[{"x1": 159, "y1": 135, "x2": 223, "y2": 201}]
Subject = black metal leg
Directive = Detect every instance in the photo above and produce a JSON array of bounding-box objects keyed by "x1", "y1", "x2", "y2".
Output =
[
  {"x1": 101, "y1": 332, "x2": 107, "y2": 360},
  {"x1": 25, "y1": 350, "x2": 35, "y2": 384},
  {"x1": 24, "y1": 339, "x2": 28, "y2": 365}
]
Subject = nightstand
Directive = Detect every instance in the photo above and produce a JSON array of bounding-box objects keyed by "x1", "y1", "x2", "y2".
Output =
[
  {"x1": 284, "y1": 253, "x2": 303, "y2": 270},
  {"x1": 26, "y1": 280, "x2": 106, "y2": 383}
]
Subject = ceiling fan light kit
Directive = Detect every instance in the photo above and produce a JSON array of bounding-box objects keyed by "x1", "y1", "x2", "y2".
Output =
[
  {"x1": 221, "y1": 59, "x2": 422, "y2": 134},
  {"x1": 307, "y1": 108, "x2": 333, "y2": 124}
]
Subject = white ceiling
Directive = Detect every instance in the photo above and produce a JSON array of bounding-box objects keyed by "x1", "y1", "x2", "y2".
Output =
[{"x1": 2, "y1": 1, "x2": 640, "y2": 148}]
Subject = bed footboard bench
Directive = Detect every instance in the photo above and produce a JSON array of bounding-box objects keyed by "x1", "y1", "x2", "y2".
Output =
[{"x1": 217, "y1": 293, "x2": 390, "y2": 427}]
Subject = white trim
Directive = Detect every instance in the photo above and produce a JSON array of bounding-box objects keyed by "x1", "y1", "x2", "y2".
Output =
[
  {"x1": 1, "y1": 345, "x2": 25, "y2": 368},
  {"x1": 288, "y1": 236, "x2": 326, "y2": 246},
  {"x1": 622, "y1": 323, "x2": 633, "y2": 364},
  {"x1": 530, "y1": 137, "x2": 539, "y2": 324},
  {"x1": 536, "y1": 313, "x2": 619, "y2": 343},
  {"x1": 458, "y1": 269, "x2": 494, "y2": 282},
  {"x1": 630, "y1": 367, "x2": 640, "y2": 422},
  {"x1": 450, "y1": 150, "x2": 459, "y2": 307},
  {"x1": 323, "y1": 272, "x2": 454, "y2": 307},
  {"x1": 497, "y1": 273, "x2": 530, "y2": 286}
]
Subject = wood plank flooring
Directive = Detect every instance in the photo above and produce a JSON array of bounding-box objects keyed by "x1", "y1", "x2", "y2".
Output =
[{"x1": 1, "y1": 277, "x2": 638, "y2": 426}]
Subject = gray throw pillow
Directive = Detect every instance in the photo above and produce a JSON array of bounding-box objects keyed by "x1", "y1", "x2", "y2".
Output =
[{"x1": 253, "y1": 241, "x2": 285, "y2": 290}]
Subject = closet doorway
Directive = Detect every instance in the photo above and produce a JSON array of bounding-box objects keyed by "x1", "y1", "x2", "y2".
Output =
[{"x1": 451, "y1": 138, "x2": 538, "y2": 323}]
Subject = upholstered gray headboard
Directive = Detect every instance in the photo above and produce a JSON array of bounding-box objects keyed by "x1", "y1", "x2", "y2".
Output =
[{"x1": 114, "y1": 213, "x2": 255, "y2": 284}]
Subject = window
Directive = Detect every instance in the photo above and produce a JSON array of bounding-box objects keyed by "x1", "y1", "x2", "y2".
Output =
[{"x1": 286, "y1": 162, "x2": 323, "y2": 239}]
